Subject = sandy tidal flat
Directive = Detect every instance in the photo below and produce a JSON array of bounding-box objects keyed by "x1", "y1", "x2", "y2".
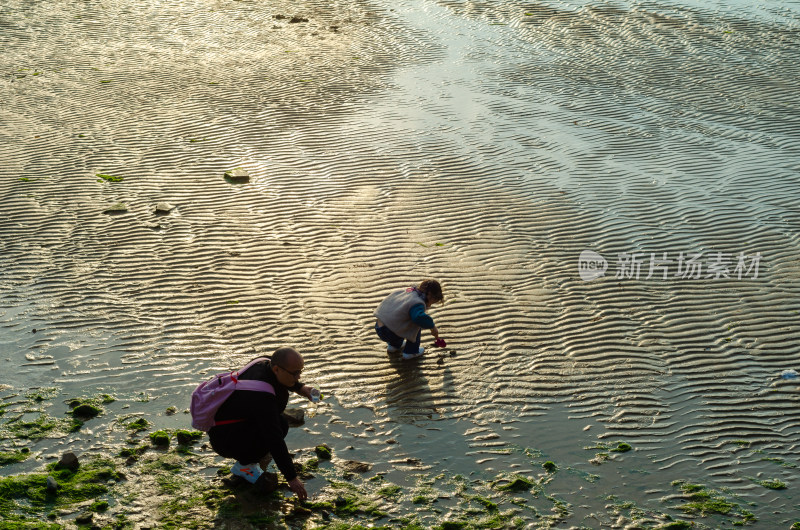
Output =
[{"x1": 2, "y1": 0, "x2": 800, "y2": 527}]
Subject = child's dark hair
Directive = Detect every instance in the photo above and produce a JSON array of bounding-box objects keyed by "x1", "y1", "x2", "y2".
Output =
[{"x1": 418, "y1": 279, "x2": 443, "y2": 303}]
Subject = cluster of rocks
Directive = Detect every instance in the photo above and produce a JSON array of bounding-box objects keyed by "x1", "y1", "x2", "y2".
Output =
[{"x1": 103, "y1": 166, "x2": 253, "y2": 217}]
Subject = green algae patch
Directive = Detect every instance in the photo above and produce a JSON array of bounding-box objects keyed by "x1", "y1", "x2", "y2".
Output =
[
  {"x1": 127, "y1": 417, "x2": 149, "y2": 431},
  {"x1": 542, "y1": 461, "x2": 557, "y2": 473},
  {"x1": 175, "y1": 429, "x2": 203, "y2": 445},
  {"x1": 610, "y1": 442, "x2": 632, "y2": 453},
  {"x1": 0, "y1": 516, "x2": 61, "y2": 528},
  {"x1": 760, "y1": 456, "x2": 797, "y2": 468},
  {"x1": 436, "y1": 522, "x2": 468, "y2": 530},
  {"x1": 66, "y1": 396, "x2": 110, "y2": 428},
  {"x1": 70, "y1": 403, "x2": 102, "y2": 418},
  {"x1": 152, "y1": 472, "x2": 234, "y2": 527},
  {"x1": 754, "y1": 478, "x2": 787, "y2": 490},
  {"x1": 142, "y1": 453, "x2": 185, "y2": 473},
  {"x1": 467, "y1": 494, "x2": 498, "y2": 513},
  {"x1": 0, "y1": 449, "x2": 29, "y2": 466},
  {"x1": 377, "y1": 483, "x2": 402, "y2": 498},
  {"x1": 308, "y1": 500, "x2": 336, "y2": 509},
  {"x1": 139, "y1": 453, "x2": 191, "y2": 495},
  {"x1": 602, "y1": 495, "x2": 687, "y2": 529},
  {"x1": 66, "y1": 394, "x2": 111, "y2": 421},
  {"x1": 671, "y1": 480, "x2": 756, "y2": 523},
  {"x1": 471, "y1": 509, "x2": 521, "y2": 528},
  {"x1": 135, "y1": 392, "x2": 152, "y2": 402},
  {"x1": 411, "y1": 484, "x2": 437, "y2": 505},
  {"x1": 68, "y1": 419, "x2": 85, "y2": 432},
  {"x1": 523, "y1": 447, "x2": 543, "y2": 459},
  {"x1": 89, "y1": 499, "x2": 109, "y2": 512},
  {"x1": 26, "y1": 388, "x2": 59, "y2": 402},
  {"x1": 0, "y1": 456, "x2": 121, "y2": 519},
  {"x1": 149, "y1": 430, "x2": 170, "y2": 447},
  {"x1": 119, "y1": 445, "x2": 148, "y2": 459},
  {"x1": 298, "y1": 457, "x2": 319, "y2": 477},
  {"x1": 493, "y1": 475, "x2": 534, "y2": 492},
  {"x1": 154, "y1": 472, "x2": 183, "y2": 495},
  {"x1": 315, "y1": 443, "x2": 332, "y2": 459},
  {"x1": 50, "y1": 456, "x2": 123, "y2": 486},
  {"x1": 585, "y1": 441, "x2": 614, "y2": 464},
  {"x1": 96, "y1": 173, "x2": 123, "y2": 182},
  {"x1": 326, "y1": 481, "x2": 385, "y2": 517},
  {"x1": 3, "y1": 412, "x2": 64, "y2": 441},
  {"x1": 0, "y1": 389, "x2": 74, "y2": 441},
  {"x1": 680, "y1": 497, "x2": 734, "y2": 515}
]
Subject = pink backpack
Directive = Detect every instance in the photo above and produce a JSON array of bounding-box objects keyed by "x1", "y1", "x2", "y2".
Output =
[{"x1": 190, "y1": 357, "x2": 275, "y2": 431}]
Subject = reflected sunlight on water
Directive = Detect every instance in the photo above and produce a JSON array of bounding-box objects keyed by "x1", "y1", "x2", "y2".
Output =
[{"x1": 1, "y1": 0, "x2": 799, "y2": 526}]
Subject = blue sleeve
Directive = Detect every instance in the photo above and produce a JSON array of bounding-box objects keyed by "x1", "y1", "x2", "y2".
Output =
[{"x1": 409, "y1": 303, "x2": 435, "y2": 328}]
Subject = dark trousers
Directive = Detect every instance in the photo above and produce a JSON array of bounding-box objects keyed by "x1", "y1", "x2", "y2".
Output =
[
  {"x1": 208, "y1": 415, "x2": 289, "y2": 464},
  {"x1": 375, "y1": 323, "x2": 421, "y2": 354}
]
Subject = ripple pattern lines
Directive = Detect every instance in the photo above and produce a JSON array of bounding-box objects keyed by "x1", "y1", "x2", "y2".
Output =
[{"x1": 2, "y1": 0, "x2": 800, "y2": 524}]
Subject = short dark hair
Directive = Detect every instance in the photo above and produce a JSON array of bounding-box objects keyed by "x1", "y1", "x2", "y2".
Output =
[
  {"x1": 418, "y1": 279, "x2": 443, "y2": 303},
  {"x1": 272, "y1": 347, "x2": 299, "y2": 366}
]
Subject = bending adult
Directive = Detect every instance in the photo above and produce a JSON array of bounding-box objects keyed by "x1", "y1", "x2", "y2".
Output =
[{"x1": 208, "y1": 347, "x2": 313, "y2": 500}]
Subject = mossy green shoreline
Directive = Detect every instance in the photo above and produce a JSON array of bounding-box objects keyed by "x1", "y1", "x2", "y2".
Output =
[{"x1": 1, "y1": 386, "x2": 795, "y2": 528}]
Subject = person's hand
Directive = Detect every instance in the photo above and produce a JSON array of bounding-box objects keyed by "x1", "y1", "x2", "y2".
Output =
[
  {"x1": 430, "y1": 326, "x2": 439, "y2": 338},
  {"x1": 296, "y1": 385, "x2": 313, "y2": 400},
  {"x1": 288, "y1": 477, "x2": 307, "y2": 501}
]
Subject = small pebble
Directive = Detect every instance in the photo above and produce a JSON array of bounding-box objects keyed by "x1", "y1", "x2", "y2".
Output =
[{"x1": 154, "y1": 202, "x2": 175, "y2": 215}]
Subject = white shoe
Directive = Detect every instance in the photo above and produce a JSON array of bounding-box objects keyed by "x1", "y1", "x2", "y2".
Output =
[
  {"x1": 232, "y1": 461, "x2": 263, "y2": 484},
  {"x1": 387, "y1": 343, "x2": 403, "y2": 354},
  {"x1": 402, "y1": 347, "x2": 424, "y2": 360}
]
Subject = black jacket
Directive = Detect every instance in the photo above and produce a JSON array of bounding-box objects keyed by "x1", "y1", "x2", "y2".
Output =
[{"x1": 212, "y1": 358, "x2": 303, "y2": 480}]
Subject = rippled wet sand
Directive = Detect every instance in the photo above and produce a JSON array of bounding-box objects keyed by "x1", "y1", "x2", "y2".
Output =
[{"x1": 2, "y1": 0, "x2": 799, "y2": 526}]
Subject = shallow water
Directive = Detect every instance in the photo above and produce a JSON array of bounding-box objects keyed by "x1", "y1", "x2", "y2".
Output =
[{"x1": 2, "y1": 0, "x2": 800, "y2": 526}]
